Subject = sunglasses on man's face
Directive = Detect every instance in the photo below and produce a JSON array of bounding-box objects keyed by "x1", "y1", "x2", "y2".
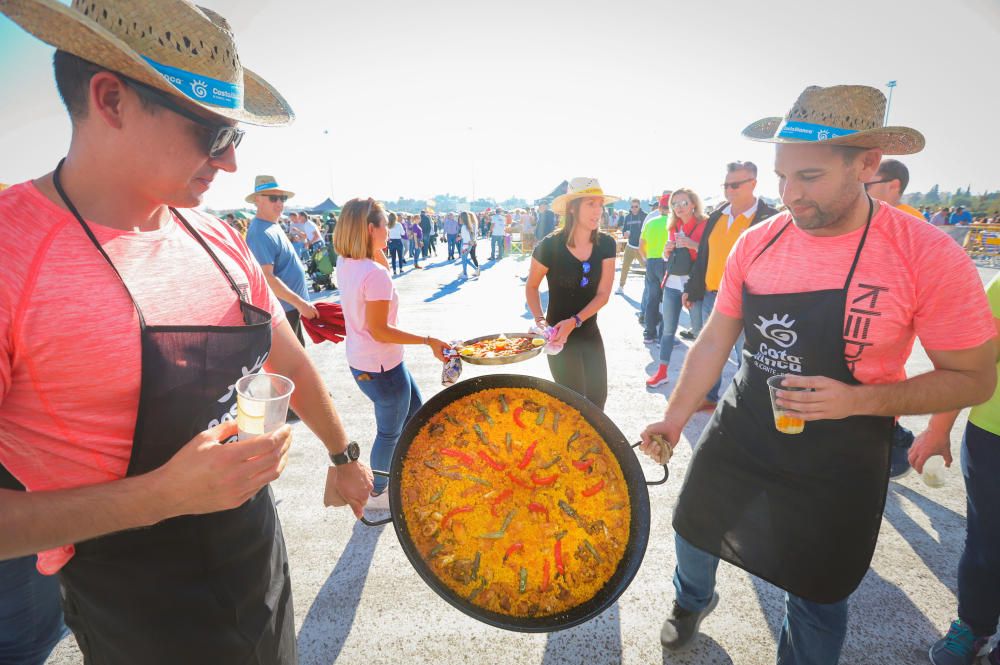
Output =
[
  {"x1": 266, "y1": 195, "x2": 289, "y2": 203},
  {"x1": 723, "y1": 178, "x2": 754, "y2": 190},
  {"x1": 864, "y1": 178, "x2": 893, "y2": 190},
  {"x1": 125, "y1": 78, "x2": 245, "y2": 158}
]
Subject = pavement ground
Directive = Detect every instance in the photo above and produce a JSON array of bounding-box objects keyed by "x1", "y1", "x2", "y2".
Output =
[{"x1": 48, "y1": 241, "x2": 998, "y2": 665}]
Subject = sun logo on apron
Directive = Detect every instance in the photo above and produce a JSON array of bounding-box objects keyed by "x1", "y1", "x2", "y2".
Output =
[{"x1": 754, "y1": 314, "x2": 798, "y2": 348}]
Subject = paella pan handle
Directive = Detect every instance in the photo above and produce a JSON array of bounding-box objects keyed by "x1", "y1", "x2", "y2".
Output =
[
  {"x1": 630, "y1": 442, "x2": 669, "y2": 486},
  {"x1": 360, "y1": 470, "x2": 394, "y2": 527}
]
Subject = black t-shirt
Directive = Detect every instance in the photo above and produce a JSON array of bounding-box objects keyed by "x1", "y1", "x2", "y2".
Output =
[{"x1": 533, "y1": 231, "x2": 617, "y2": 332}]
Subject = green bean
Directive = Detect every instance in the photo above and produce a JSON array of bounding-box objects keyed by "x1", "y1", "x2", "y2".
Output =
[
  {"x1": 518, "y1": 567, "x2": 528, "y2": 594},
  {"x1": 444, "y1": 414, "x2": 462, "y2": 427},
  {"x1": 584, "y1": 540, "x2": 603, "y2": 564},
  {"x1": 473, "y1": 401, "x2": 494, "y2": 425},
  {"x1": 498, "y1": 394, "x2": 509, "y2": 413},
  {"x1": 468, "y1": 578, "x2": 487, "y2": 602},
  {"x1": 428, "y1": 543, "x2": 444, "y2": 559},
  {"x1": 552, "y1": 411, "x2": 561, "y2": 433},
  {"x1": 473, "y1": 423, "x2": 489, "y2": 445},
  {"x1": 536, "y1": 406, "x2": 547, "y2": 426},
  {"x1": 540, "y1": 455, "x2": 562, "y2": 470},
  {"x1": 463, "y1": 474, "x2": 492, "y2": 488},
  {"x1": 472, "y1": 551, "x2": 481, "y2": 580},
  {"x1": 505, "y1": 433, "x2": 513, "y2": 455},
  {"x1": 567, "y1": 431, "x2": 580, "y2": 449},
  {"x1": 429, "y1": 489, "x2": 445, "y2": 503}
]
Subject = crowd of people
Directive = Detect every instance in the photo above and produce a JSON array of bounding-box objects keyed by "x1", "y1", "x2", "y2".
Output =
[{"x1": 1, "y1": 3, "x2": 999, "y2": 665}]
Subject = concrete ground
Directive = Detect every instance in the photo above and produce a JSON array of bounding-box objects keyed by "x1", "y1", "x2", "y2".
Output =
[{"x1": 48, "y1": 243, "x2": 997, "y2": 665}]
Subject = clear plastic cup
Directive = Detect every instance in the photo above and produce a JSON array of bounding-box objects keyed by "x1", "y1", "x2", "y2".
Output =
[
  {"x1": 236, "y1": 373, "x2": 295, "y2": 440},
  {"x1": 922, "y1": 456, "x2": 947, "y2": 488},
  {"x1": 767, "y1": 374, "x2": 807, "y2": 435}
]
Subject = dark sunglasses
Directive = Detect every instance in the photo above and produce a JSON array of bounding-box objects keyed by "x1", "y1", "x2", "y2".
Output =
[
  {"x1": 864, "y1": 178, "x2": 893, "y2": 190},
  {"x1": 580, "y1": 261, "x2": 591, "y2": 287},
  {"x1": 266, "y1": 194, "x2": 289, "y2": 203},
  {"x1": 722, "y1": 178, "x2": 754, "y2": 190},
  {"x1": 124, "y1": 77, "x2": 245, "y2": 158}
]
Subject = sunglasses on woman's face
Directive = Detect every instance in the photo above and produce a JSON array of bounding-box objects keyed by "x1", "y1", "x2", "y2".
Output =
[
  {"x1": 125, "y1": 77, "x2": 245, "y2": 158},
  {"x1": 580, "y1": 261, "x2": 591, "y2": 287}
]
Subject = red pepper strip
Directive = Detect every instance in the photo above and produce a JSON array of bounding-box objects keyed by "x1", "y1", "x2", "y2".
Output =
[
  {"x1": 441, "y1": 448, "x2": 477, "y2": 469},
  {"x1": 477, "y1": 450, "x2": 506, "y2": 471},
  {"x1": 531, "y1": 472, "x2": 558, "y2": 486},
  {"x1": 503, "y1": 542, "x2": 524, "y2": 564},
  {"x1": 541, "y1": 558, "x2": 551, "y2": 592},
  {"x1": 441, "y1": 505, "x2": 473, "y2": 529},
  {"x1": 582, "y1": 478, "x2": 606, "y2": 497},
  {"x1": 517, "y1": 440, "x2": 538, "y2": 470},
  {"x1": 527, "y1": 502, "x2": 549, "y2": 519},
  {"x1": 490, "y1": 489, "x2": 514, "y2": 516},
  {"x1": 572, "y1": 458, "x2": 594, "y2": 472},
  {"x1": 512, "y1": 407, "x2": 526, "y2": 429},
  {"x1": 554, "y1": 540, "x2": 565, "y2": 576},
  {"x1": 507, "y1": 471, "x2": 531, "y2": 489}
]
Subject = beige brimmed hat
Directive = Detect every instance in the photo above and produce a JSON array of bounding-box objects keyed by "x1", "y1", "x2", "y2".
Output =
[
  {"x1": 246, "y1": 175, "x2": 295, "y2": 204},
  {"x1": 550, "y1": 178, "x2": 620, "y2": 215},
  {"x1": 742, "y1": 85, "x2": 924, "y2": 155},
  {"x1": 0, "y1": 0, "x2": 294, "y2": 126}
]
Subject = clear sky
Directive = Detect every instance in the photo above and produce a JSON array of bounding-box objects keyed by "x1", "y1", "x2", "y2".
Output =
[{"x1": 1, "y1": 0, "x2": 998, "y2": 210}]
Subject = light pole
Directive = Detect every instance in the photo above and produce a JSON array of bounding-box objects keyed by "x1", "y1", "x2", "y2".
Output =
[
  {"x1": 466, "y1": 126, "x2": 476, "y2": 204},
  {"x1": 322, "y1": 129, "x2": 334, "y2": 200},
  {"x1": 884, "y1": 81, "x2": 897, "y2": 125}
]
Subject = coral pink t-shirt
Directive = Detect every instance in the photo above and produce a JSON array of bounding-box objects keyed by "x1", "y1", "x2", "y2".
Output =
[
  {"x1": 716, "y1": 203, "x2": 995, "y2": 384},
  {"x1": 335, "y1": 258, "x2": 404, "y2": 372},
  {"x1": 0, "y1": 182, "x2": 284, "y2": 573}
]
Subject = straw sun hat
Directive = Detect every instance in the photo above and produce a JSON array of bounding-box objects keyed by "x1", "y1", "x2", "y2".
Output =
[
  {"x1": 0, "y1": 0, "x2": 293, "y2": 126},
  {"x1": 742, "y1": 84, "x2": 924, "y2": 155},
  {"x1": 245, "y1": 175, "x2": 295, "y2": 204},
  {"x1": 550, "y1": 178, "x2": 620, "y2": 215}
]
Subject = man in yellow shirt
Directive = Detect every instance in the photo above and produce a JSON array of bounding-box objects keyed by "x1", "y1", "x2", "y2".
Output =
[
  {"x1": 682, "y1": 162, "x2": 777, "y2": 408},
  {"x1": 865, "y1": 159, "x2": 924, "y2": 220}
]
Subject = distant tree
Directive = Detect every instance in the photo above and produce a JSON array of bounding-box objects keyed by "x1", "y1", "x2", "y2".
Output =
[{"x1": 924, "y1": 184, "x2": 940, "y2": 204}]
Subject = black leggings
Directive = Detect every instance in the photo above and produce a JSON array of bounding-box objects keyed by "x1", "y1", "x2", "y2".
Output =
[
  {"x1": 546, "y1": 326, "x2": 607, "y2": 409},
  {"x1": 469, "y1": 244, "x2": 479, "y2": 268}
]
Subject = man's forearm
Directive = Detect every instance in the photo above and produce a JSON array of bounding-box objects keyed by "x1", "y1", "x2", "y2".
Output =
[
  {"x1": 1, "y1": 474, "x2": 167, "y2": 560},
  {"x1": 264, "y1": 273, "x2": 306, "y2": 309},
  {"x1": 286, "y1": 359, "x2": 349, "y2": 457},
  {"x1": 855, "y1": 368, "x2": 994, "y2": 417}
]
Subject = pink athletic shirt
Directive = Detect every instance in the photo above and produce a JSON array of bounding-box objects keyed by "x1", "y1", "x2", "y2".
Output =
[
  {"x1": 0, "y1": 182, "x2": 284, "y2": 573},
  {"x1": 716, "y1": 203, "x2": 995, "y2": 384}
]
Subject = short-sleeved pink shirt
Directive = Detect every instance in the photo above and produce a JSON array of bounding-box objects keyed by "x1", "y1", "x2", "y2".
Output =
[
  {"x1": 716, "y1": 203, "x2": 995, "y2": 384},
  {"x1": 336, "y1": 258, "x2": 404, "y2": 372}
]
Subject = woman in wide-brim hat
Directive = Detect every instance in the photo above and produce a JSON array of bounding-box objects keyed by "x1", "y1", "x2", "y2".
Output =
[{"x1": 526, "y1": 177, "x2": 620, "y2": 409}]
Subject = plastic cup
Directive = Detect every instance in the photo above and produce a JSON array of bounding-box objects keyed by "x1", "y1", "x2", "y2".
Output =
[
  {"x1": 922, "y1": 456, "x2": 947, "y2": 488},
  {"x1": 236, "y1": 373, "x2": 295, "y2": 440},
  {"x1": 767, "y1": 374, "x2": 808, "y2": 435}
]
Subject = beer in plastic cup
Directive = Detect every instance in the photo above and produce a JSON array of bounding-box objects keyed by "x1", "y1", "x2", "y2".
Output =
[
  {"x1": 236, "y1": 373, "x2": 295, "y2": 440},
  {"x1": 922, "y1": 456, "x2": 947, "y2": 488},
  {"x1": 767, "y1": 374, "x2": 807, "y2": 435}
]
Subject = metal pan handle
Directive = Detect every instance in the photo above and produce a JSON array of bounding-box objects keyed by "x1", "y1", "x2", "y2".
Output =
[
  {"x1": 631, "y1": 442, "x2": 669, "y2": 486},
  {"x1": 360, "y1": 470, "x2": 393, "y2": 527}
]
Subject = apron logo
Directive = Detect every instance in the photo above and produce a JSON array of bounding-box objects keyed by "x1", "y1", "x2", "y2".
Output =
[
  {"x1": 216, "y1": 353, "x2": 270, "y2": 404},
  {"x1": 753, "y1": 314, "x2": 804, "y2": 374},
  {"x1": 755, "y1": 314, "x2": 798, "y2": 348}
]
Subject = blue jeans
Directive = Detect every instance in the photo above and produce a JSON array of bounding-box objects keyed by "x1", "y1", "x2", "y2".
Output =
[
  {"x1": 461, "y1": 246, "x2": 474, "y2": 276},
  {"x1": 643, "y1": 258, "x2": 666, "y2": 339},
  {"x1": 491, "y1": 235, "x2": 505, "y2": 259},
  {"x1": 447, "y1": 234, "x2": 459, "y2": 259},
  {"x1": 350, "y1": 362, "x2": 423, "y2": 494},
  {"x1": 674, "y1": 533, "x2": 848, "y2": 665},
  {"x1": 388, "y1": 239, "x2": 405, "y2": 272},
  {"x1": 958, "y1": 421, "x2": 1000, "y2": 637},
  {"x1": 408, "y1": 238, "x2": 421, "y2": 266},
  {"x1": 0, "y1": 555, "x2": 68, "y2": 665},
  {"x1": 659, "y1": 287, "x2": 683, "y2": 364},
  {"x1": 697, "y1": 291, "x2": 725, "y2": 402}
]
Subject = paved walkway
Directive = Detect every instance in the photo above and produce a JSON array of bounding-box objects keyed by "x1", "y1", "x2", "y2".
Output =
[{"x1": 48, "y1": 243, "x2": 997, "y2": 664}]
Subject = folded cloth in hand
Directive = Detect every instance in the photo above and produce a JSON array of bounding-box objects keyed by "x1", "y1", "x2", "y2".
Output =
[{"x1": 302, "y1": 302, "x2": 346, "y2": 344}]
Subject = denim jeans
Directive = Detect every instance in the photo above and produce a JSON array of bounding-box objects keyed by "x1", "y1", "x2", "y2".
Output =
[
  {"x1": 388, "y1": 239, "x2": 405, "y2": 272},
  {"x1": 0, "y1": 555, "x2": 68, "y2": 665},
  {"x1": 659, "y1": 287, "x2": 684, "y2": 364},
  {"x1": 491, "y1": 235, "x2": 505, "y2": 259},
  {"x1": 958, "y1": 421, "x2": 1000, "y2": 637},
  {"x1": 699, "y1": 290, "x2": 724, "y2": 402},
  {"x1": 674, "y1": 533, "x2": 848, "y2": 665},
  {"x1": 447, "y1": 234, "x2": 459, "y2": 259},
  {"x1": 461, "y1": 246, "x2": 474, "y2": 276},
  {"x1": 408, "y1": 238, "x2": 421, "y2": 266},
  {"x1": 643, "y1": 258, "x2": 666, "y2": 339},
  {"x1": 350, "y1": 362, "x2": 423, "y2": 493}
]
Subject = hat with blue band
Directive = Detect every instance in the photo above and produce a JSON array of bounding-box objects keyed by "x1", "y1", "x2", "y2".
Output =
[
  {"x1": 742, "y1": 85, "x2": 924, "y2": 155},
  {"x1": 0, "y1": 0, "x2": 294, "y2": 127},
  {"x1": 246, "y1": 175, "x2": 295, "y2": 204}
]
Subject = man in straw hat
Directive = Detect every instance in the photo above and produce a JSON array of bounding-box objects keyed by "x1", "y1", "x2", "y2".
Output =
[
  {"x1": 639, "y1": 85, "x2": 996, "y2": 662},
  {"x1": 0, "y1": 1, "x2": 373, "y2": 663},
  {"x1": 245, "y1": 175, "x2": 317, "y2": 347}
]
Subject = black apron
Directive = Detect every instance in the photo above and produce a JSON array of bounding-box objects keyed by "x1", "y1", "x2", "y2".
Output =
[
  {"x1": 31, "y1": 161, "x2": 296, "y2": 664},
  {"x1": 672, "y1": 198, "x2": 893, "y2": 604}
]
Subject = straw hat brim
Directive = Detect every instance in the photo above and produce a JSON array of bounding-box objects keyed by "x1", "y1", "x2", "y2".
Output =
[
  {"x1": 245, "y1": 188, "x2": 295, "y2": 204},
  {"x1": 550, "y1": 193, "x2": 620, "y2": 215},
  {"x1": 0, "y1": 0, "x2": 294, "y2": 127},
  {"x1": 742, "y1": 117, "x2": 924, "y2": 155}
]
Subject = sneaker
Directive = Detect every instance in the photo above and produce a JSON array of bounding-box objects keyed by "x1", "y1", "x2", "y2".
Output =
[
  {"x1": 929, "y1": 620, "x2": 984, "y2": 665},
  {"x1": 643, "y1": 337, "x2": 658, "y2": 346},
  {"x1": 475, "y1": 268, "x2": 481, "y2": 277},
  {"x1": 646, "y1": 365, "x2": 669, "y2": 388},
  {"x1": 615, "y1": 286, "x2": 624, "y2": 294},
  {"x1": 982, "y1": 642, "x2": 1000, "y2": 665},
  {"x1": 890, "y1": 423, "x2": 915, "y2": 479},
  {"x1": 366, "y1": 490, "x2": 391, "y2": 511},
  {"x1": 661, "y1": 593, "x2": 719, "y2": 650},
  {"x1": 679, "y1": 329, "x2": 696, "y2": 341}
]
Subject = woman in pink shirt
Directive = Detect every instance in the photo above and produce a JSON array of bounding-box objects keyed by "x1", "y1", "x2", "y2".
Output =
[{"x1": 334, "y1": 199, "x2": 451, "y2": 508}]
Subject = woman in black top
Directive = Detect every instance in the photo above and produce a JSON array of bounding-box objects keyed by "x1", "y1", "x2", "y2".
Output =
[{"x1": 526, "y1": 178, "x2": 619, "y2": 409}]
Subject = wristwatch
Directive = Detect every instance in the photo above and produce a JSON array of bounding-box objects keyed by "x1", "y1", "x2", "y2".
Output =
[
  {"x1": 329, "y1": 441, "x2": 361, "y2": 466},
  {"x1": 573, "y1": 314, "x2": 583, "y2": 328}
]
